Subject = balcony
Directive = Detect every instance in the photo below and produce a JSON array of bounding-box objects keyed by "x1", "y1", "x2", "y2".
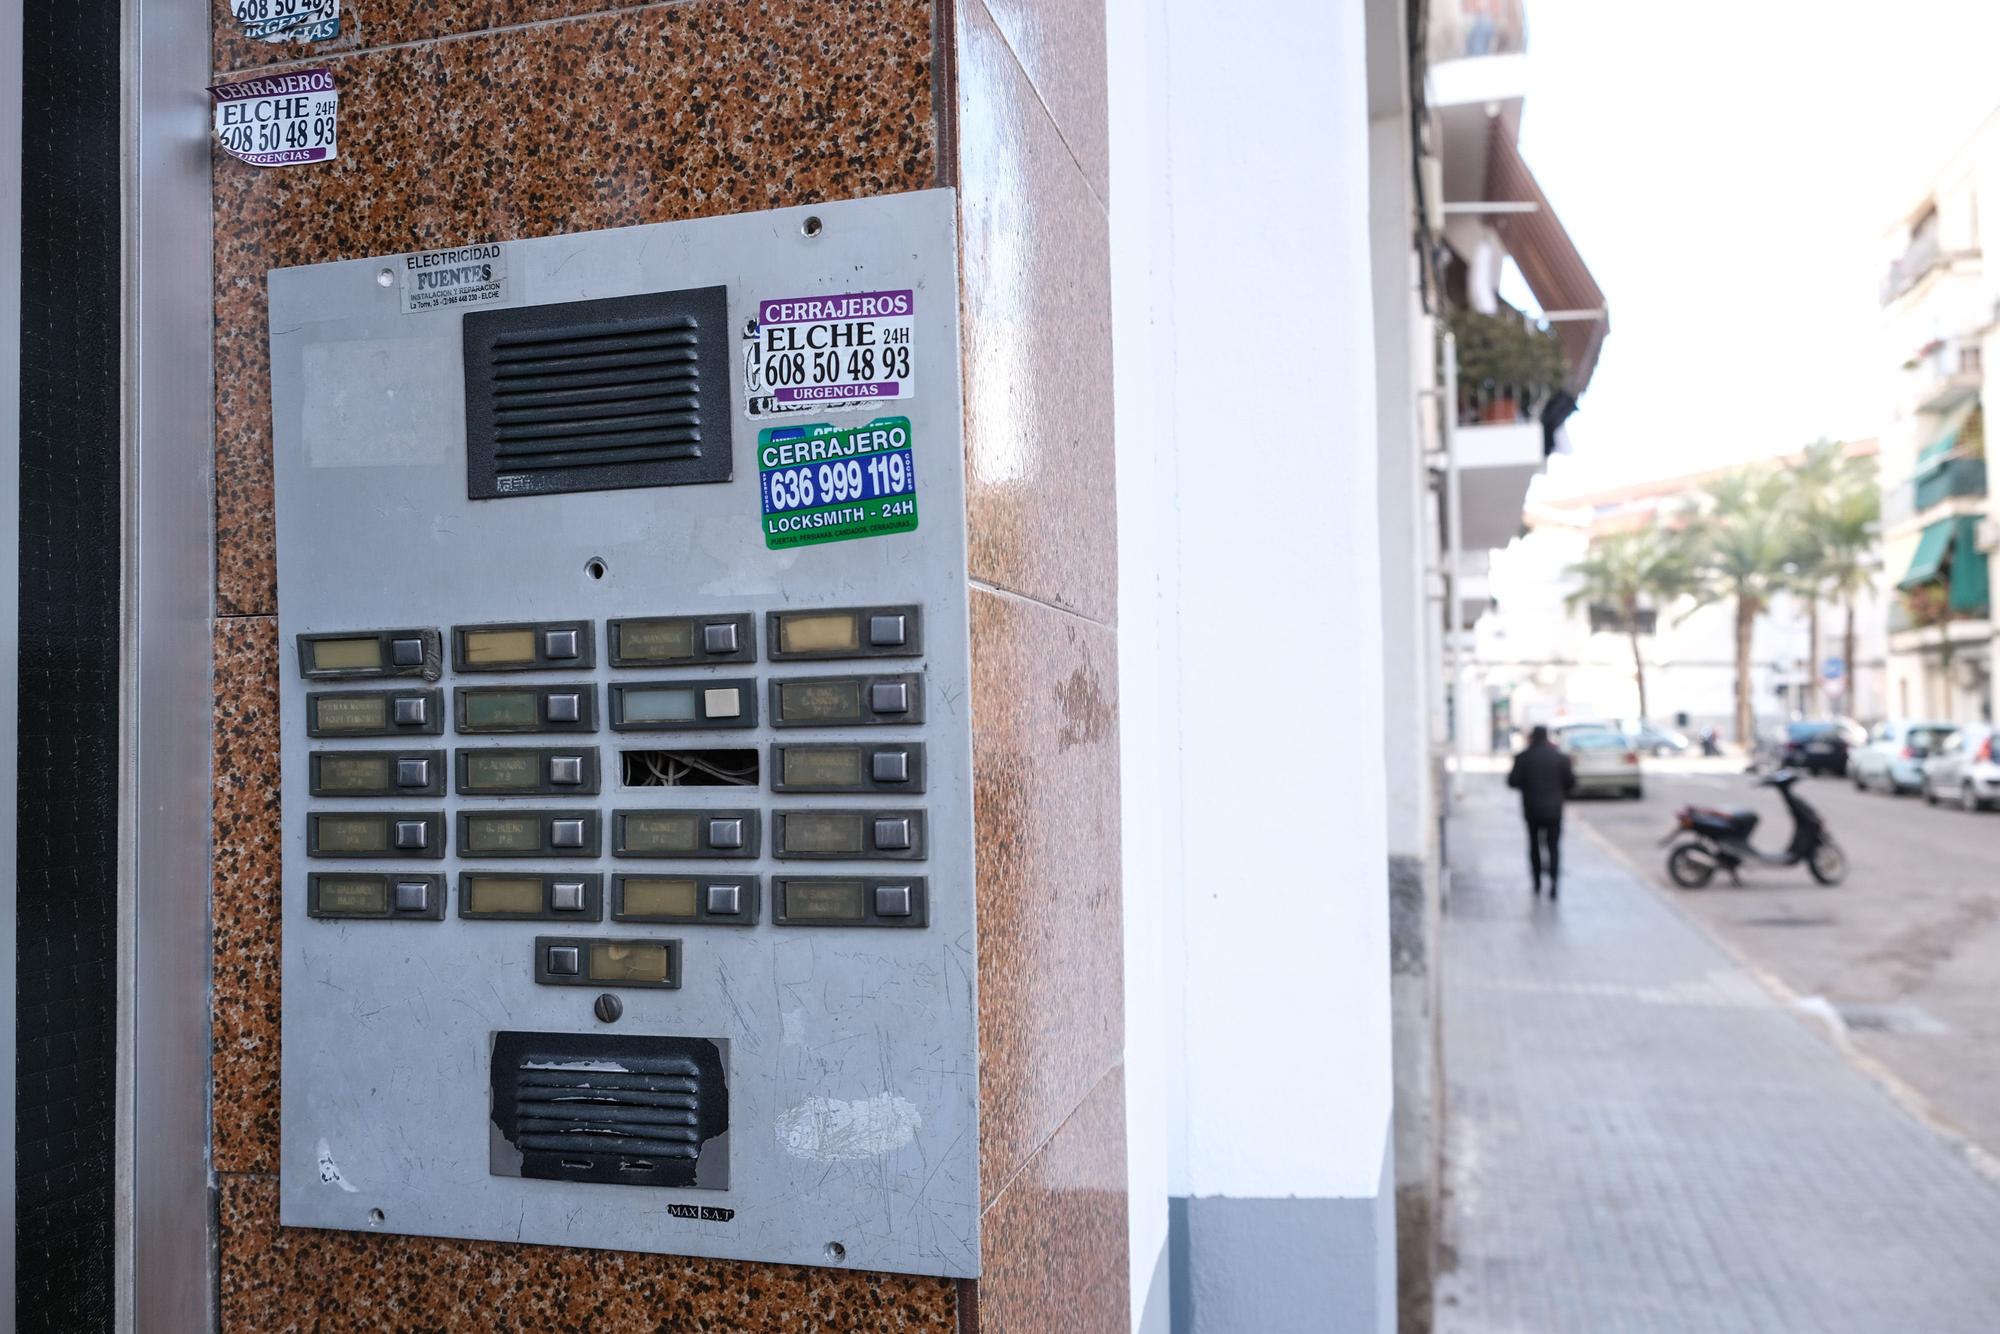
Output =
[
  {"x1": 1914, "y1": 455, "x2": 1987, "y2": 511},
  {"x1": 1452, "y1": 549, "x2": 1494, "y2": 630},
  {"x1": 1895, "y1": 516, "x2": 1991, "y2": 643},
  {"x1": 1428, "y1": 0, "x2": 1529, "y2": 176},
  {"x1": 1454, "y1": 414, "x2": 1545, "y2": 552},
  {"x1": 1909, "y1": 337, "x2": 1982, "y2": 414},
  {"x1": 1881, "y1": 219, "x2": 1944, "y2": 305},
  {"x1": 1428, "y1": 0, "x2": 1527, "y2": 65}
]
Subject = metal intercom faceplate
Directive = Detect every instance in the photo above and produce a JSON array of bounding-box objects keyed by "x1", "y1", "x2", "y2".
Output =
[{"x1": 271, "y1": 191, "x2": 978, "y2": 1277}]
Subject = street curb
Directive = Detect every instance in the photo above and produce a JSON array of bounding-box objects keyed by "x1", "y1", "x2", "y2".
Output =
[{"x1": 1572, "y1": 814, "x2": 2000, "y2": 1188}]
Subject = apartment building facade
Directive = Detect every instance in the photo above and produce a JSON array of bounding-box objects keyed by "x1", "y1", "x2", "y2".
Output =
[{"x1": 1878, "y1": 112, "x2": 2000, "y2": 724}]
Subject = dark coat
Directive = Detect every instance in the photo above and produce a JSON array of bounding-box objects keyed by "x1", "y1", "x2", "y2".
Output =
[{"x1": 1507, "y1": 740, "x2": 1576, "y2": 823}]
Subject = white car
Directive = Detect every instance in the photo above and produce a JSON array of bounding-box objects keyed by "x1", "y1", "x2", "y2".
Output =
[
  {"x1": 1561, "y1": 727, "x2": 1642, "y2": 799},
  {"x1": 1922, "y1": 725, "x2": 2000, "y2": 812},
  {"x1": 1853, "y1": 719, "x2": 1955, "y2": 794}
]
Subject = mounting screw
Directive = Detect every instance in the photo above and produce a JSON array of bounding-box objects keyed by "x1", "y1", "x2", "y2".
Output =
[
  {"x1": 594, "y1": 993, "x2": 623, "y2": 1024},
  {"x1": 824, "y1": 1241, "x2": 846, "y2": 1263},
  {"x1": 800, "y1": 215, "x2": 824, "y2": 238}
]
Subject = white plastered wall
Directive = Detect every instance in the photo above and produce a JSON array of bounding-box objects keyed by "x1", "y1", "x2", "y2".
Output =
[
  {"x1": 1148, "y1": 0, "x2": 1393, "y2": 1204},
  {"x1": 1109, "y1": 2, "x2": 1396, "y2": 1323}
]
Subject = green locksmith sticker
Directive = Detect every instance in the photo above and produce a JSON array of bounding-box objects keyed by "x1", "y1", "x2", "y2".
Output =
[{"x1": 758, "y1": 416, "x2": 918, "y2": 550}]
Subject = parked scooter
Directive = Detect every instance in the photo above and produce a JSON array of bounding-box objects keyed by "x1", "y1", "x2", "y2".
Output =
[{"x1": 1660, "y1": 769, "x2": 1847, "y2": 887}]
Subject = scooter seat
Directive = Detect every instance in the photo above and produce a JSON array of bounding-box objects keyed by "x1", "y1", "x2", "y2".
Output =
[{"x1": 1690, "y1": 807, "x2": 1759, "y2": 838}]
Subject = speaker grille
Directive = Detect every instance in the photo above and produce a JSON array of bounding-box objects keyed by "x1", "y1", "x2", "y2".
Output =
[
  {"x1": 463, "y1": 287, "x2": 730, "y2": 499},
  {"x1": 489, "y1": 1031, "x2": 728, "y2": 1189}
]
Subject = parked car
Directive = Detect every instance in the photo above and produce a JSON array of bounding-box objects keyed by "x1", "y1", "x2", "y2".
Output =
[
  {"x1": 1778, "y1": 719, "x2": 1865, "y2": 776},
  {"x1": 1620, "y1": 720, "x2": 1690, "y2": 757},
  {"x1": 1750, "y1": 721, "x2": 1790, "y2": 772},
  {"x1": 1562, "y1": 727, "x2": 1642, "y2": 799},
  {"x1": 1552, "y1": 720, "x2": 1629, "y2": 750},
  {"x1": 1921, "y1": 725, "x2": 2000, "y2": 811},
  {"x1": 1852, "y1": 719, "x2": 1956, "y2": 794}
]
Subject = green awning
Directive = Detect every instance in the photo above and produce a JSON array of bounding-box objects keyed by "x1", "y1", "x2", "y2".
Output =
[
  {"x1": 1899, "y1": 515, "x2": 1991, "y2": 612},
  {"x1": 1900, "y1": 518, "x2": 1956, "y2": 588},
  {"x1": 1917, "y1": 401, "x2": 1980, "y2": 473},
  {"x1": 1950, "y1": 519, "x2": 1990, "y2": 614}
]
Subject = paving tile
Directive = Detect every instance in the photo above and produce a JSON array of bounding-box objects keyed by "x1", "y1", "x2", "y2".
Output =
[{"x1": 1436, "y1": 779, "x2": 2000, "y2": 1333}]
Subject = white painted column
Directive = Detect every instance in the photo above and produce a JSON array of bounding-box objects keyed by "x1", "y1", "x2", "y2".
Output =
[
  {"x1": 1365, "y1": 0, "x2": 1444, "y2": 1320},
  {"x1": 1107, "y1": 0, "x2": 1177, "y2": 1327},
  {"x1": 1144, "y1": 0, "x2": 1397, "y2": 1328}
]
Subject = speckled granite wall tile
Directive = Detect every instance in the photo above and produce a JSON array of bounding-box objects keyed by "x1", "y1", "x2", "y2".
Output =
[
  {"x1": 213, "y1": 44, "x2": 459, "y2": 615},
  {"x1": 213, "y1": 1, "x2": 368, "y2": 77},
  {"x1": 211, "y1": 0, "x2": 669, "y2": 76},
  {"x1": 435, "y1": 5, "x2": 939, "y2": 246},
  {"x1": 957, "y1": 0, "x2": 1115, "y2": 624},
  {"x1": 804, "y1": 1268, "x2": 961, "y2": 1331},
  {"x1": 966, "y1": 0, "x2": 1107, "y2": 202},
  {"x1": 970, "y1": 587, "x2": 1122, "y2": 1204},
  {"x1": 977, "y1": 1066, "x2": 1130, "y2": 1333},
  {"x1": 213, "y1": 166, "x2": 283, "y2": 618},
  {"x1": 220, "y1": 1174, "x2": 928, "y2": 1332},
  {"x1": 214, "y1": 616, "x2": 284, "y2": 1173},
  {"x1": 212, "y1": 2, "x2": 937, "y2": 614}
]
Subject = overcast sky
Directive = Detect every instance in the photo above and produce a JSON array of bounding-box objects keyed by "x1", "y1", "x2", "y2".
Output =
[{"x1": 1515, "y1": 0, "x2": 2000, "y2": 501}]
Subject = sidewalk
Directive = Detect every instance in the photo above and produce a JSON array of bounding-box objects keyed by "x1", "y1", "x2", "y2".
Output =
[{"x1": 1436, "y1": 777, "x2": 2000, "y2": 1333}]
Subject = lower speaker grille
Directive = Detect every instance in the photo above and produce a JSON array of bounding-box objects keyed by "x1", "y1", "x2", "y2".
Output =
[{"x1": 489, "y1": 1031, "x2": 728, "y2": 1190}]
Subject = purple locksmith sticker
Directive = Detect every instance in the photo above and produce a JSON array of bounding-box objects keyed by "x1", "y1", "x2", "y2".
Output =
[
  {"x1": 742, "y1": 289, "x2": 915, "y2": 417},
  {"x1": 211, "y1": 68, "x2": 338, "y2": 168}
]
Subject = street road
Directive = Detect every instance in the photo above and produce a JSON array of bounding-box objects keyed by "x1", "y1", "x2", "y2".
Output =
[{"x1": 1570, "y1": 762, "x2": 2000, "y2": 1157}]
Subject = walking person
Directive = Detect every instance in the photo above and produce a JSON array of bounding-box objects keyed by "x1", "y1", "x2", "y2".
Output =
[{"x1": 1507, "y1": 725, "x2": 1576, "y2": 899}]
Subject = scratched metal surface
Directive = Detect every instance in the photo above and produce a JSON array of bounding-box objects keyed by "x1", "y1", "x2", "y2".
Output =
[{"x1": 269, "y1": 191, "x2": 980, "y2": 1277}]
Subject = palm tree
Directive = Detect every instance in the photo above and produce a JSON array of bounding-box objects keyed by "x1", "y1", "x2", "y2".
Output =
[
  {"x1": 1788, "y1": 442, "x2": 1878, "y2": 713},
  {"x1": 1682, "y1": 470, "x2": 1802, "y2": 745},
  {"x1": 1814, "y1": 478, "x2": 1881, "y2": 712},
  {"x1": 1564, "y1": 527, "x2": 1695, "y2": 722}
]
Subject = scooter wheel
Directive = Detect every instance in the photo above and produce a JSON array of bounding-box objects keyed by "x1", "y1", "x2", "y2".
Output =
[
  {"x1": 1668, "y1": 844, "x2": 1715, "y2": 889},
  {"x1": 1807, "y1": 841, "x2": 1848, "y2": 886}
]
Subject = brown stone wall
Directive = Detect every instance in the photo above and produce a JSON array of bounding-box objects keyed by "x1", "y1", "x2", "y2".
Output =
[{"x1": 208, "y1": 0, "x2": 1124, "y2": 1326}]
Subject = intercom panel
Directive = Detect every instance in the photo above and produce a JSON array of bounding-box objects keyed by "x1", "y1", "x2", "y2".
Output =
[{"x1": 270, "y1": 191, "x2": 979, "y2": 1277}]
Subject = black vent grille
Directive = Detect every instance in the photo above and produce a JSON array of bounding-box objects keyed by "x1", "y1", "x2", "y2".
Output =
[
  {"x1": 463, "y1": 286, "x2": 730, "y2": 499},
  {"x1": 490, "y1": 1031, "x2": 728, "y2": 1190}
]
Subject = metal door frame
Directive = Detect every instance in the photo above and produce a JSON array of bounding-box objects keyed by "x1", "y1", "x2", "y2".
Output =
[
  {"x1": 0, "y1": 4, "x2": 21, "y2": 1324},
  {"x1": 120, "y1": 0, "x2": 216, "y2": 1327}
]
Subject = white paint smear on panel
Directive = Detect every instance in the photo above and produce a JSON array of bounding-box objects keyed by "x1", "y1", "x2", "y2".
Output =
[{"x1": 776, "y1": 1092, "x2": 921, "y2": 1161}]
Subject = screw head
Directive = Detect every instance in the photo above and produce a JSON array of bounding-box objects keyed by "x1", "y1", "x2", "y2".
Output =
[{"x1": 593, "y1": 993, "x2": 623, "y2": 1024}]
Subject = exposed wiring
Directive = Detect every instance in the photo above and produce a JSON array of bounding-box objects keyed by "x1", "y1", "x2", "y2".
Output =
[{"x1": 623, "y1": 750, "x2": 757, "y2": 787}]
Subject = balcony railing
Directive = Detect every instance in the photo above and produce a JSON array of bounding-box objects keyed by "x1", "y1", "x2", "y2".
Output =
[
  {"x1": 1914, "y1": 456, "x2": 1987, "y2": 511},
  {"x1": 1909, "y1": 337, "x2": 1983, "y2": 413},
  {"x1": 1881, "y1": 224, "x2": 1943, "y2": 304},
  {"x1": 1428, "y1": 0, "x2": 1528, "y2": 63},
  {"x1": 1456, "y1": 381, "x2": 1547, "y2": 428}
]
